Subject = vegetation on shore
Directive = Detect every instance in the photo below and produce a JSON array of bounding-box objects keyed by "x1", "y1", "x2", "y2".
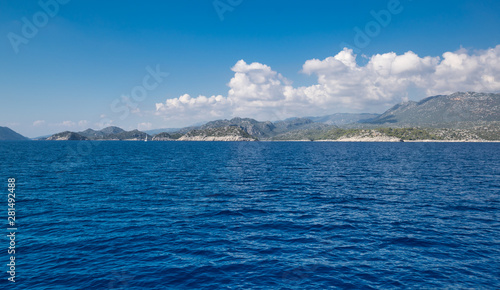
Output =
[
  {"x1": 271, "y1": 126, "x2": 500, "y2": 141},
  {"x1": 179, "y1": 126, "x2": 257, "y2": 141},
  {"x1": 271, "y1": 127, "x2": 441, "y2": 141}
]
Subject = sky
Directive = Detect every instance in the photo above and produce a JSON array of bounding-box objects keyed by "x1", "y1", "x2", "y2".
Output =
[{"x1": 1, "y1": 0, "x2": 500, "y2": 137}]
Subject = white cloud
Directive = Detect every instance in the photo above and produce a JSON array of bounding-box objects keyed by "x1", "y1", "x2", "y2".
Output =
[
  {"x1": 156, "y1": 93, "x2": 233, "y2": 124},
  {"x1": 95, "y1": 119, "x2": 114, "y2": 129},
  {"x1": 155, "y1": 45, "x2": 500, "y2": 124},
  {"x1": 78, "y1": 120, "x2": 89, "y2": 127},
  {"x1": 131, "y1": 108, "x2": 141, "y2": 115},
  {"x1": 47, "y1": 120, "x2": 77, "y2": 129},
  {"x1": 299, "y1": 48, "x2": 441, "y2": 109},
  {"x1": 60, "y1": 121, "x2": 75, "y2": 127},
  {"x1": 430, "y1": 46, "x2": 500, "y2": 94},
  {"x1": 137, "y1": 122, "x2": 152, "y2": 131},
  {"x1": 33, "y1": 120, "x2": 45, "y2": 127},
  {"x1": 155, "y1": 60, "x2": 296, "y2": 122},
  {"x1": 228, "y1": 60, "x2": 295, "y2": 120}
]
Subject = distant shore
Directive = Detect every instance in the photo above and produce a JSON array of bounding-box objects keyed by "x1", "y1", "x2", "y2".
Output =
[
  {"x1": 31, "y1": 138, "x2": 500, "y2": 142},
  {"x1": 266, "y1": 139, "x2": 500, "y2": 143}
]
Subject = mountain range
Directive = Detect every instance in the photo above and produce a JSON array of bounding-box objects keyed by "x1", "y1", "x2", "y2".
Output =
[
  {"x1": 360, "y1": 92, "x2": 500, "y2": 128},
  {"x1": 45, "y1": 127, "x2": 151, "y2": 141},
  {"x1": 0, "y1": 126, "x2": 29, "y2": 140},
  {"x1": 1, "y1": 92, "x2": 499, "y2": 141},
  {"x1": 307, "y1": 113, "x2": 380, "y2": 125}
]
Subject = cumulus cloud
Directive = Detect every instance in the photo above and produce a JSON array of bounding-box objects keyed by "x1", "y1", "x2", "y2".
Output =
[
  {"x1": 228, "y1": 60, "x2": 296, "y2": 119},
  {"x1": 78, "y1": 120, "x2": 89, "y2": 127},
  {"x1": 430, "y1": 46, "x2": 500, "y2": 94},
  {"x1": 33, "y1": 120, "x2": 45, "y2": 127},
  {"x1": 299, "y1": 48, "x2": 441, "y2": 109},
  {"x1": 155, "y1": 45, "x2": 500, "y2": 123},
  {"x1": 137, "y1": 122, "x2": 152, "y2": 131},
  {"x1": 95, "y1": 119, "x2": 114, "y2": 129},
  {"x1": 46, "y1": 120, "x2": 77, "y2": 129},
  {"x1": 131, "y1": 108, "x2": 141, "y2": 115},
  {"x1": 156, "y1": 93, "x2": 233, "y2": 124},
  {"x1": 60, "y1": 121, "x2": 75, "y2": 127},
  {"x1": 155, "y1": 60, "x2": 296, "y2": 121}
]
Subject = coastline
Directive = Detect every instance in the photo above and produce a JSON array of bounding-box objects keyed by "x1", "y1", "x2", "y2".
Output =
[
  {"x1": 286, "y1": 139, "x2": 500, "y2": 143},
  {"x1": 28, "y1": 139, "x2": 500, "y2": 142}
]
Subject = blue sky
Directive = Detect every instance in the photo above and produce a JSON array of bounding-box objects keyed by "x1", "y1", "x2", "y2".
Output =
[{"x1": 2, "y1": 0, "x2": 500, "y2": 137}]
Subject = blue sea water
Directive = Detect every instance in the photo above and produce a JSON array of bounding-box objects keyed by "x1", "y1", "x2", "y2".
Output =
[{"x1": 1, "y1": 141, "x2": 499, "y2": 289}]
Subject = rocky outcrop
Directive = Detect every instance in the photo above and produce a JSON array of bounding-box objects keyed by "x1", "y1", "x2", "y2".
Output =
[
  {"x1": 46, "y1": 131, "x2": 88, "y2": 141},
  {"x1": 79, "y1": 126, "x2": 125, "y2": 139},
  {"x1": 318, "y1": 130, "x2": 402, "y2": 142},
  {"x1": 152, "y1": 132, "x2": 176, "y2": 141},
  {"x1": 177, "y1": 126, "x2": 257, "y2": 141},
  {"x1": 335, "y1": 135, "x2": 401, "y2": 142},
  {"x1": 108, "y1": 130, "x2": 149, "y2": 140},
  {"x1": 177, "y1": 135, "x2": 257, "y2": 141}
]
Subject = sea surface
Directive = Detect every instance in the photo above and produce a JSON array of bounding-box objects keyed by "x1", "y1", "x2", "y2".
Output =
[{"x1": 1, "y1": 141, "x2": 499, "y2": 289}]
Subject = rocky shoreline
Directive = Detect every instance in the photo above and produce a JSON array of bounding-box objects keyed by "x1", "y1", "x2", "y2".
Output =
[
  {"x1": 177, "y1": 136, "x2": 257, "y2": 141},
  {"x1": 334, "y1": 135, "x2": 402, "y2": 142}
]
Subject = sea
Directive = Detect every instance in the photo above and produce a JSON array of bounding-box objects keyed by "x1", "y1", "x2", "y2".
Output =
[{"x1": 1, "y1": 141, "x2": 499, "y2": 289}]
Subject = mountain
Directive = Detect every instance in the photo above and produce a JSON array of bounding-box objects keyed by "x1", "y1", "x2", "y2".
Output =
[
  {"x1": 362, "y1": 92, "x2": 500, "y2": 128},
  {"x1": 177, "y1": 126, "x2": 257, "y2": 141},
  {"x1": 0, "y1": 127, "x2": 29, "y2": 140},
  {"x1": 79, "y1": 126, "x2": 125, "y2": 139},
  {"x1": 272, "y1": 118, "x2": 329, "y2": 132},
  {"x1": 99, "y1": 126, "x2": 125, "y2": 135},
  {"x1": 307, "y1": 113, "x2": 380, "y2": 125},
  {"x1": 145, "y1": 128, "x2": 182, "y2": 135},
  {"x1": 45, "y1": 131, "x2": 88, "y2": 141},
  {"x1": 45, "y1": 127, "x2": 150, "y2": 141},
  {"x1": 79, "y1": 128, "x2": 102, "y2": 139},
  {"x1": 194, "y1": 117, "x2": 328, "y2": 139},
  {"x1": 108, "y1": 130, "x2": 149, "y2": 140},
  {"x1": 198, "y1": 117, "x2": 275, "y2": 139},
  {"x1": 152, "y1": 132, "x2": 176, "y2": 141}
]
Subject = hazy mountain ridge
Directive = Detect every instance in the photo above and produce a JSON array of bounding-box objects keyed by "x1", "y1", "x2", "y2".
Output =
[
  {"x1": 0, "y1": 126, "x2": 29, "y2": 140},
  {"x1": 46, "y1": 127, "x2": 151, "y2": 141},
  {"x1": 199, "y1": 117, "x2": 276, "y2": 139},
  {"x1": 363, "y1": 92, "x2": 500, "y2": 127},
  {"x1": 108, "y1": 130, "x2": 150, "y2": 140},
  {"x1": 178, "y1": 126, "x2": 257, "y2": 141},
  {"x1": 152, "y1": 132, "x2": 181, "y2": 141},
  {"x1": 145, "y1": 128, "x2": 182, "y2": 135},
  {"x1": 307, "y1": 113, "x2": 380, "y2": 125},
  {"x1": 196, "y1": 117, "x2": 329, "y2": 139},
  {"x1": 79, "y1": 126, "x2": 125, "y2": 139},
  {"x1": 46, "y1": 131, "x2": 88, "y2": 141}
]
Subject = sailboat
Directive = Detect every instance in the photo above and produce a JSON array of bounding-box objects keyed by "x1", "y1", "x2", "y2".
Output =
[{"x1": 145, "y1": 135, "x2": 148, "y2": 142}]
